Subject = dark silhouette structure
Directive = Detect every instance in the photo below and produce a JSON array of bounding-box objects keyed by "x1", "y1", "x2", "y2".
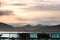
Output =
[
  {"x1": 19, "y1": 33, "x2": 30, "y2": 40},
  {"x1": 0, "y1": 34, "x2": 2, "y2": 40},
  {"x1": 38, "y1": 33, "x2": 50, "y2": 38}
]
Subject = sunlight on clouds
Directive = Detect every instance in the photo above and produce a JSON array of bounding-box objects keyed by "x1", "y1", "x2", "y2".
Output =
[
  {"x1": 1, "y1": 0, "x2": 35, "y2": 3},
  {"x1": 0, "y1": 15, "x2": 36, "y2": 24},
  {"x1": 0, "y1": 0, "x2": 60, "y2": 25}
]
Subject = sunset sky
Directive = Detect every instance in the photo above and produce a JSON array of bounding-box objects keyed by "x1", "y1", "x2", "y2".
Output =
[{"x1": 0, "y1": 0, "x2": 60, "y2": 26}]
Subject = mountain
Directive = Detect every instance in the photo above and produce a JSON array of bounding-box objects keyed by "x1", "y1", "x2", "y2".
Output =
[
  {"x1": 0, "y1": 22, "x2": 14, "y2": 28},
  {"x1": 35, "y1": 24, "x2": 45, "y2": 28},
  {"x1": 22, "y1": 24, "x2": 38, "y2": 30},
  {"x1": 0, "y1": 22, "x2": 16, "y2": 31},
  {"x1": 0, "y1": 22, "x2": 60, "y2": 32}
]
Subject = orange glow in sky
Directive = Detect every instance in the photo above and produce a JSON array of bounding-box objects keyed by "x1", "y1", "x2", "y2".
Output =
[{"x1": 0, "y1": 0, "x2": 60, "y2": 25}]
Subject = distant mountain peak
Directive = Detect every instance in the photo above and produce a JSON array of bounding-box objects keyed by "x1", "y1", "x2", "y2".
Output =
[
  {"x1": 0, "y1": 22, "x2": 14, "y2": 28},
  {"x1": 24, "y1": 24, "x2": 31, "y2": 27}
]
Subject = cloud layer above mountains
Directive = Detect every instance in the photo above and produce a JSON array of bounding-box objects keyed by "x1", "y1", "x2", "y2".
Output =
[
  {"x1": 0, "y1": 10, "x2": 13, "y2": 15},
  {"x1": 0, "y1": 0, "x2": 60, "y2": 25}
]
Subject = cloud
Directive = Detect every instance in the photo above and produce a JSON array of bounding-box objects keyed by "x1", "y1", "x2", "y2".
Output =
[
  {"x1": 16, "y1": 12, "x2": 60, "y2": 25},
  {"x1": 9, "y1": 3, "x2": 27, "y2": 6},
  {"x1": 0, "y1": 0, "x2": 60, "y2": 25},
  {"x1": 0, "y1": 3, "x2": 2, "y2": 5},
  {"x1": 23, "y1": 4, "x2": 60, "y2": 11},
  {"x1": 0, "y1": 10, "x2": 13, "y2": 16},
  {"x1": 18, "y1": 0, "x2": 60, "y2": 11}
]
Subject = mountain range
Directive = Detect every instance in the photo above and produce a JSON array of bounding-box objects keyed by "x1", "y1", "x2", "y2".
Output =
[{"x1": 0, "y1": 22, "x2": 60, "y2": 32}]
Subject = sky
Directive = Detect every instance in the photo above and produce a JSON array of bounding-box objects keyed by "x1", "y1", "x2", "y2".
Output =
[{"x1": 0, "y1": 0, "x2": 60, "y2": 26}]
